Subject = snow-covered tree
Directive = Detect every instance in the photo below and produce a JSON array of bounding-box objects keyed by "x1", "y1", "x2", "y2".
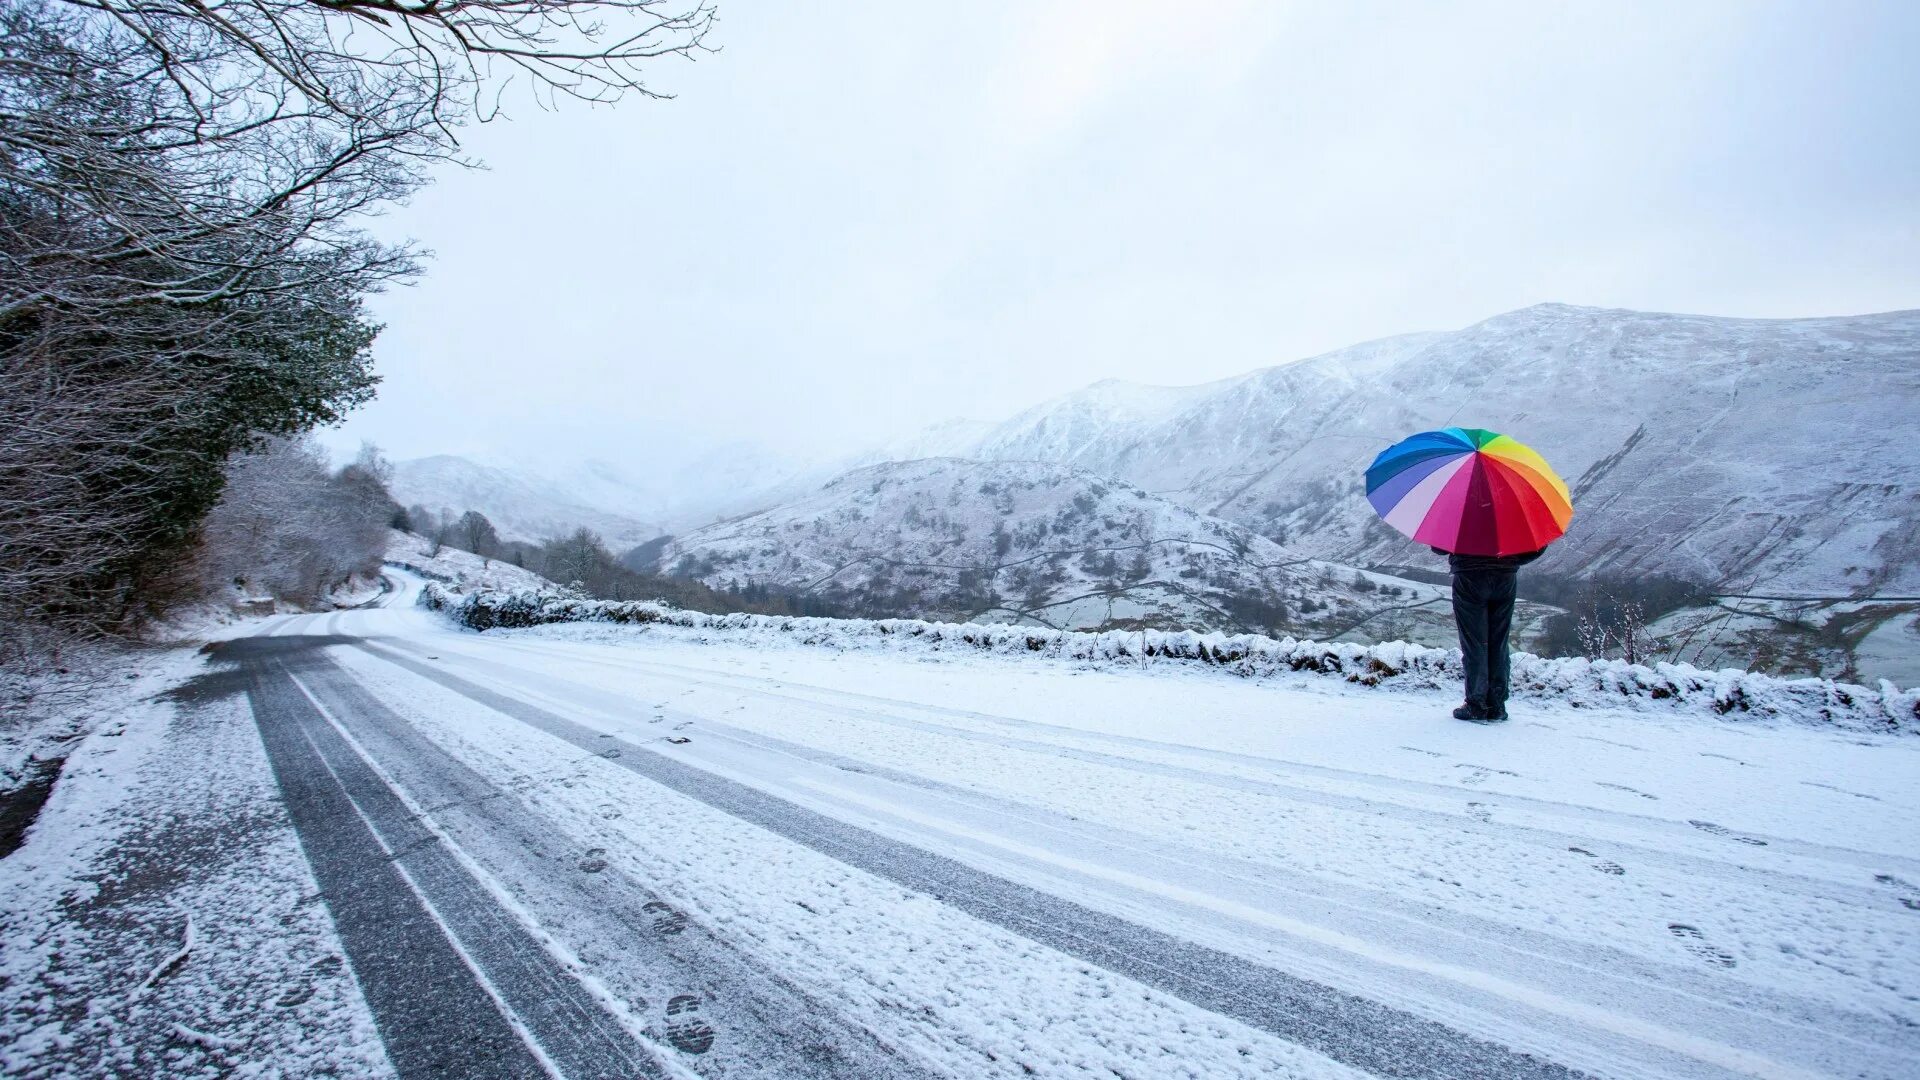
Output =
[
  {"x1": 193, "y1": 437, "x2": 394, "y2": 608},
  {"x1": 454, "y1": 511, "x2": 503, "y2": 565}
]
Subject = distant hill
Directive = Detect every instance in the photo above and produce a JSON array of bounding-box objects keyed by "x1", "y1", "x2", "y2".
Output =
[
  {"x1": 389, "y1": 455, "x2": 664, "y2": 550},
  {"x1": 637, "y1": 457, "x2": 1532, "y2": 643}
]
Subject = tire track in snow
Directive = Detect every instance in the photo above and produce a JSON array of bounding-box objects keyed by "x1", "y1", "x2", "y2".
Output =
[
  {"x1": 463, "y1": 639, "x2": 1912, "y2": 907},
  {"x1": 289, "y1": 646, "x2": 939, "y2": 1080},
  {"x1": 233, "y1": 637, "x2": 674, "y2": 1080},
  {"x1": 668, "y1": 717, "x2": 1905, "y2": 1069},
  {"x1": 371, "y1": 641, "x2": 1911, "y2": 1076},
  {"x1": 579, "y1": 650, "x2": 1913, "y2": 875},
  {"x1": 352, "y1": 640, "x2": 1595, "y2": 1080}
]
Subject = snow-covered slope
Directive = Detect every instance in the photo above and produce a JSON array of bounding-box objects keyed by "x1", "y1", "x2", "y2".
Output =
[
  {"x1": 390, "y1": 455, "x2": 664, "y2": 550},
  {"x1": 836, "y1": 418, "x2": 1000, "y2": 473},
  {"x1": 641, "y1": 457, "x2": 1521, "y2": 643},
  {"x1": 965, "y1": 377, "x2": 1230, "y2": 466},
  {"x1": 384, "y1": 529, "x2": 557, "y2": 593},
  {"x1": 639, "y1": 440, "x2": 837, "y2": 532},
  {"x1": 529, "y1": 458, "x2": 666, "y2": 525},
  {"x1": 958, "y1": 305, "x2": 1920, "y2": 596}
]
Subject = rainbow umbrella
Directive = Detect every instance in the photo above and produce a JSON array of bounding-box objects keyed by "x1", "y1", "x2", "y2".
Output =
[{"x1": 1365, "y1": 428, "x2": 1572, "y2": 556}]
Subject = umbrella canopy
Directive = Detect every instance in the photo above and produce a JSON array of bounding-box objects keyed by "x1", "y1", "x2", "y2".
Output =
[{"x1": 1365, "y1": 427, "x2": 1572, "y2": 556}]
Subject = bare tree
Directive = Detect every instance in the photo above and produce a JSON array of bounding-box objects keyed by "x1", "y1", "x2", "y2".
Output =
[
  {"x1": 542, "y1": 526, "x2": 610, "y2": 592},
  {"x1": 453, "y1": 510, "x2": 501, "y2": 563},
  {"x1": 196, "y1": 436, "x2": 391, "y2": 607},
  {"x1": 1575, "y1": 587, "x2": 1652, "y2": 665},
  {"x1": 3, "y1": 0, "x2": 714, "y2": 323}
]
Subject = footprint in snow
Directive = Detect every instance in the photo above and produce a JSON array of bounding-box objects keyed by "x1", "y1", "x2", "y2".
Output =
[
  {"x1": 596, "y1": 804, "x2": 624, "y2": 821},
  {"x1": 1596, "y1": 781, "x2": 1659, "y2": 800},
  {"x1": 1801, "y1": 780, "x2": 1880, "y2": 802},
  {"x1": 1689, "y1": 820, "x2": 1768, "y2": 846},
  {"x1": 644, "y1": 900, "x2": 689, "y2": 935},
  {"x1": 1567, "y1": 847, "x2": 1626, "y2": 875},
  {"x1": 1668, "y1": 923, "x2": 1737, "y2": 967},
  {"x1": 579, "y1": 848, "x2": 608, "y2": 874},
  {"x1": 1466, "y1": 802, "x2": 1493, "y2": 823},
  {"x1": 1455, "y1": 763, "x2": 1519, "y2": 778},
  {"x1": 1398, "y1": 746, "x2": 1445, "y2": 758},
  {"x1": 1460, "y1": 769, "x2": 1489, "y2": 786},
  {"x1": 275, "y1": 983, "x2": 316, "y2": 1007},
  {"x1": 1576, "y1": 735, "x2": 1647, "y2": 752},
  {"x1": 664, "y1": 994, "x2": 715, "y2": 1054},
  {"x1": 1874, "y1": 874, "x2": 1920, "y2": 911}
]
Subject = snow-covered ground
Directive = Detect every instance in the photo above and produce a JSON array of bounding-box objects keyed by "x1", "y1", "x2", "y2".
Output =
[
  {"x1": 4, "y1": 568, "x2": 1917, "y2": 1078},
  {"x1": 0, "y1": 638, "x2": 387, "y2": 1078},
  {"x1": 422, "y1": 581, "x2": 1916, "y2": 733}
]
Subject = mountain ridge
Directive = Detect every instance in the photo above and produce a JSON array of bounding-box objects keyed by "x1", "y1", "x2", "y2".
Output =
[{"x1": 947, "y1": 303, "x2": 1920, "y2": 595}]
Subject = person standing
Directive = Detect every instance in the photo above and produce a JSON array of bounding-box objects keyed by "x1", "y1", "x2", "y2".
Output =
[
  {"x1": 1432, "y1": 546, "x2": 1543, "y2": 722},
  {"x1": 1365, "y1": 427, "x2": 1572, "y2": 722}
]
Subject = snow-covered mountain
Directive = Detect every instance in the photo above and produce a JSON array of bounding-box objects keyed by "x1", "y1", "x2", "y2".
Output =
[
  {"x1": 392, "y1": 441, "x2": 832, "y2": 546},
  {"x1": 955, "y1": 304, "x2": 1920, "y2": 596},
  {"x1": 389, "y1": 455, "x2": 664, "y2": 550},
  {"x1": 839, "y1": 417, "x2": 1000, "y2": 471},
  {"x1": 642, "y1": 441, "x2": 839, "y2": 532},
  {"x1": 527, "y1": 458, "x2": 667, "y2": 525},
  {"x1": 639, "y1": 457, "x2": 1535, "y2": 643}
]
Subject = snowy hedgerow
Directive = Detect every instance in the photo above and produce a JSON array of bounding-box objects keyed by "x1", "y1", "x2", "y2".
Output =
[{"x1": 420, "y1": 583, "x2": 1917, "y2": 735}]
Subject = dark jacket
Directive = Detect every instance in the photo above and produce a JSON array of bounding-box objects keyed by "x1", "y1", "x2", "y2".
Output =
[{"x1": 1431, "y1": 547, "x2": 1544, "y2": 575}]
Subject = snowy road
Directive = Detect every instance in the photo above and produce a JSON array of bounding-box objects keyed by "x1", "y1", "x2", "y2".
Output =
[{"x1": 29, "y1": 570, "x2": 1916, "y2": 1078}]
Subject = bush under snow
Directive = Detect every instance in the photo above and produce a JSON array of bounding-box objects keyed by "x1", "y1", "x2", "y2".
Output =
[{"x1": 419, "y1": 583, "x2": 1917, "y2": 735}]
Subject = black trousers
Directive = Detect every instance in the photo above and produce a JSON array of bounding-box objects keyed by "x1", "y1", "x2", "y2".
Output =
[{"x1": 1451, "y1": 568, "x2": 1518, "y2": 715}]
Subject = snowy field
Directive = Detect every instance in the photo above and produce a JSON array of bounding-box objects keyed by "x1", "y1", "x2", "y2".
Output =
[{"x1": 3, "y1": 569, "x2": 1917, "y2": 1078}]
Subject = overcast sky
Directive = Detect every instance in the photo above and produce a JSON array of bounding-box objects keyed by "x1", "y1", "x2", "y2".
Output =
[{"x1": 319, "y1": 0, "x2": 1920, "y2": 473}]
